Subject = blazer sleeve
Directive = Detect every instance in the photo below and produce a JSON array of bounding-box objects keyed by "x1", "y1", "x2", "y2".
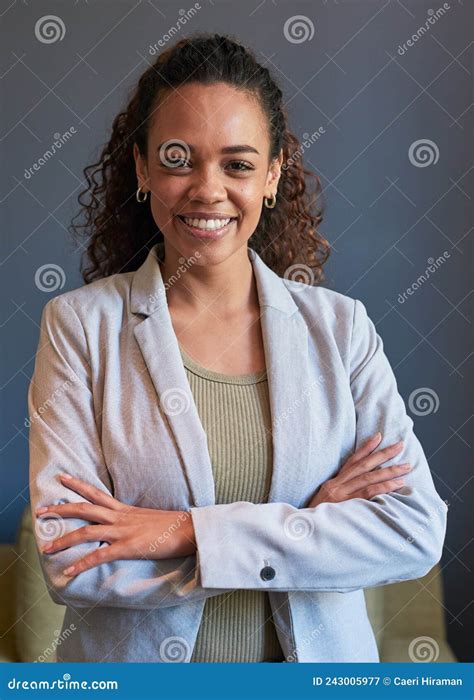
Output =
[
  {"x1": 189, "y1": 298, "x2": 448, "y2": 593},
  {"x1": 28, "y1": 295, "x2": 230, "y2": 609}
]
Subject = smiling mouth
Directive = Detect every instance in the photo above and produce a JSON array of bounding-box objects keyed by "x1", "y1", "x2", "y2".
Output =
[
  {"x1": 175, "y1": 215, "x2": 238, "y2": 239},
  {"x1": 176, "y1": 215, "x2": 237, "y2": 229}
]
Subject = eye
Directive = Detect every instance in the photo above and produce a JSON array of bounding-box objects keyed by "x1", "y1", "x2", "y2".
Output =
[
  {"x1": 227, "y1": 160, "x2": 254, "y2": 172},
  {"x1": 161, "y1": 158, "x2": 191, "y2": 169}
]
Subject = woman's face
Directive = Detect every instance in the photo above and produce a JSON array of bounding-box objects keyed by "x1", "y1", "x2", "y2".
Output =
[{"x1": 133, "y1": 81, "x2": 283, "y2": 266}]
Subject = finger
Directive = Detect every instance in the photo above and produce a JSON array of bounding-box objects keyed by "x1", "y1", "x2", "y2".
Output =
[
  {"x1": 59, "y1": 475, "x2": 123, "y2": 510},
  {"x1": 339, "y1": 441, "x2": 405, "y2": 483},
  {"x1": 42, "y1": 524, "x2": 117, "y2": 554},
  {"x1": 63, "y1": 542, "x2": 128, "y2": 577},
  {"x1": 351, "y1": 478, "x2": 406, "y2": 501},
  {"x1": 341, "y1": 433, "x2": 383, "y2": 471},
  {"x1": 36, "y1": 501, "x2": 118, "y2": 525},
  {"x1": 345, "y1": 463, "x2": 411, "y2": 495}
]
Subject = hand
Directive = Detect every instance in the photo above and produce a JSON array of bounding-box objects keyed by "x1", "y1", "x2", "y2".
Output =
[
  {"x1": 306, "y1": 433, "x2": 411, "y2": 508},
  {"x1": 35, "y1": 474, "x2": 196, "y2": 577}
]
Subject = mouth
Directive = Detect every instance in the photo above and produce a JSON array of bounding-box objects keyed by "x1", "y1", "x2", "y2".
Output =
[{"x1": 175, "y1": 215, "x2": 238, "y2": 241}]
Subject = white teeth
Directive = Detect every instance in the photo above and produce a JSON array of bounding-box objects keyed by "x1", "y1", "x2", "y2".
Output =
[{"x1": 182, "y1": 216, "x2": 232, "y2": 230}]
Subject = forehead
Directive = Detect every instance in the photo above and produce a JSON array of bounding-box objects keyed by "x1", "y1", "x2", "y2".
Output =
[{"x1": 147, "y1": 82, "x2": 269, "y2": 150}]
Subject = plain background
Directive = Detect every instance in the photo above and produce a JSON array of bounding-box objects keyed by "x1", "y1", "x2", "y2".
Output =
[{"x1": 0, "y1": 0, "x2": 472, "y2": 661}]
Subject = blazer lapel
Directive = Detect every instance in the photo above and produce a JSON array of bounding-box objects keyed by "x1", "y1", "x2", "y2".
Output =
[
  {"x1": 250, "y1": 249, "x2": 312, "y2": 507},
  {"x1": 131, "y1": 243, "x2": 313, "y2": 510},
  {"x1": 260, "y1": 307, "x2": 312, "y2": 506}
]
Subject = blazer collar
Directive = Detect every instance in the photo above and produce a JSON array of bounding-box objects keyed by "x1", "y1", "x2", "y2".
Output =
[
  {"x1": 131, "y1": 242, "x2": 312, "y2": 509},
  {"x1": 130, "y1": 242, "x2": 298, "y2": 318}
]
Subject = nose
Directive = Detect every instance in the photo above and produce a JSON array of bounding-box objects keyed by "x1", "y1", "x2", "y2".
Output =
[{"x1": 186, "y1": 164, "x2": 227, "y2": 203}]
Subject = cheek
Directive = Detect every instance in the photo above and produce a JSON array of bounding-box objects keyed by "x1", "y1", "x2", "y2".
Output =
[
  {"x1": 150, "y1": 173, "x2": 184, "y2": 202},
  {"x1": 233, "y1": 182, "x2": 265, "y2": 213}
]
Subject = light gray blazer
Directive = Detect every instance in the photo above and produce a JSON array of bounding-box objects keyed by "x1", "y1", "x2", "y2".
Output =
[{"x1": 28, "y1": 242, "x2": 447, "y2": 663}]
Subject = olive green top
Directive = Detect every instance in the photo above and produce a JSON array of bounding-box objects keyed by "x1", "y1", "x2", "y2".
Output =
[{"x1": 178, "y1": 343, "x2": 285, "y2": 663}]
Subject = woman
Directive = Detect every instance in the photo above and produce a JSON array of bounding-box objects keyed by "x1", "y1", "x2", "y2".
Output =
[{"x1": 29, "y1": 33, "x2": 447, "y2": 663}]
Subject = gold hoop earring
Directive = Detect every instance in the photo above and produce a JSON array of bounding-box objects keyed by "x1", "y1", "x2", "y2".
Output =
[
  {"x1": 136, "y1": 185, "x2": 149, "y2": 203},
  {"x1": 264, "y1": 193, "x2": 277, "y2": 209}
]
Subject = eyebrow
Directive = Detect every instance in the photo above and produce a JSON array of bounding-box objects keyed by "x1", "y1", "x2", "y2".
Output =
[{"x1": 156, "y1": 143, "x2": 260, "y2": 156}]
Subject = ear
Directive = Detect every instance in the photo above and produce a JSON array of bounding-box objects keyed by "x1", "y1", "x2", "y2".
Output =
[
  {"x1": 264, "y1": 148, "x2": 284, "y2": 199},
  {"x1": 133, "y1": 143, "x2": 149, "y2": 191}
]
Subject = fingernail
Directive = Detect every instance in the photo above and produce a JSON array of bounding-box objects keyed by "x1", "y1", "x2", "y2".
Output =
[
  {"x1": 63, "y1": 566, "x2": 75, "y2": 575},
  {"x1": 36, "y1": 507, "x2": 48, "y2": 514},
  {"x1": 394, "y1": 479, "x2": 405, "y2": 486},
  {"x1": 373, "y1": 432, "x2": 381, "y2": 440},
  {"x1": 61, "y1": 474, "x2": 72, "y2": 480},
  {"x1": 42, "y1": 544, "x2": 53, "y2": 553}
]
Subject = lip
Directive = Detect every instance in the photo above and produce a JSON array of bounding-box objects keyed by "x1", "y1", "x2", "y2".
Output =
[
  {"x1": 178, "y1": 212, "x2": 238, "y2": 219},
  {"x1": 175, "y1": 215, "x2": 237, "y2": 241}
]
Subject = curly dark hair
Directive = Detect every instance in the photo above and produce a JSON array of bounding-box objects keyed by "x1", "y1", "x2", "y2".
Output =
[{"x1": 70, "y1": 31, "x2": 330, "y2": 285}]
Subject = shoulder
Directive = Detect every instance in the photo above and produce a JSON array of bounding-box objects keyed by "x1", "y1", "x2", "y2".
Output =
[
  {"x1": 41, "y1": 271, "x2": 134, "y2": 326},
  {"x1": 282, "y1": 280, "x2": 378, "y2": 368},
  {"x1": 282, "y1": 279, "x2": 359, "y2": 331}
]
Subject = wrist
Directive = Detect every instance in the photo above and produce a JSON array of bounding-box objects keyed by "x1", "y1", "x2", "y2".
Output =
[{"x1": 180, "y1": 510, "x2": 197, "y2": 555}]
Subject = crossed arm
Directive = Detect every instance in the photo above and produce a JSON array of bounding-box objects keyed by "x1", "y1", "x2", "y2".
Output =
[{"x1": 29, "y1": 295, "x2": 447, "y2": 609}]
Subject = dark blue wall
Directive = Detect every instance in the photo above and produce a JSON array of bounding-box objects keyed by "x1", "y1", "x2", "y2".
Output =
[{"x1": 1, "y1": 0, "x2": 472, "y2": 661}]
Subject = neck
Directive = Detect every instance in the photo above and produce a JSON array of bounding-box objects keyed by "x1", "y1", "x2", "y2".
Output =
[{"x1": 159, "y1": 244, "x2": 259, "y2": 318}]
